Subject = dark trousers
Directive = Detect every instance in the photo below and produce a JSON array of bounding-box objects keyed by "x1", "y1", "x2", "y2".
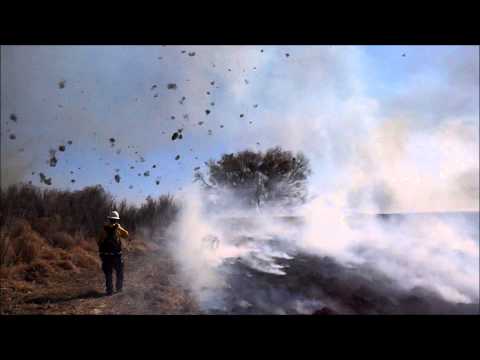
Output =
[{"x1": 100, "y1": 254, "x2": 124, "y2": 294}]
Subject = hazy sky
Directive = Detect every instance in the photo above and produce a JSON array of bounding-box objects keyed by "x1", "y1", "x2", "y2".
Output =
[{"x1": 1, "y1": 45, "x2": 478, "y2": 211}]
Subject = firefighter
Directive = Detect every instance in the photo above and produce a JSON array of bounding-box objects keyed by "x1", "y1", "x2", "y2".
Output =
[{"x1": 98, "y1": 210, "x2": 129, "y2": 295}]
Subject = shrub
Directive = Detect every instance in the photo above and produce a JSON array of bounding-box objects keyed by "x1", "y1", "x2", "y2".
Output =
[
  {"x1": 31, "y1": 216, "x2": 61, "y2": 238},
  {"x1": 22, "y1": 259, "x2": 55, "y2": 283},
  {"x1": 54, "y1": 259, "x2": 79, "y2": 273},
  {"x1": 55, "y1": 248, "x2": 73, "y2": 261},
  {"x1": 71, "y1": 247, "x2": 100, "y2": 269},
  {"x1": 9, "y1": 218, "x2": 32, "y2": 239},
  {"x1": 0, "y1": 220, "x2": 45, "y2": 265},
  {"x1": 12, "y1": 233, "x2": 43, "y2": 264},
  {"x1": 1, "y1": 184, "x2": 179, "y2": 243},
  {"x1": 39, "y1": 246, "x2": 59, "y2": 261},
  {"x1": 48, "y1": 231, "x2": 75, "y2": 250},
  {"x1": 0, "y1": 234, "x2": 15, "y2": 267}
]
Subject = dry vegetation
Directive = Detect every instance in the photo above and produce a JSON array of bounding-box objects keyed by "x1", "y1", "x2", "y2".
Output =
[{"x1": 0, "y1": 183, "x2": 195, "y2": 314}]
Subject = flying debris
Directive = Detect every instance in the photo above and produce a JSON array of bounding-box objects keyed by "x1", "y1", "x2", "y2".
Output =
[
  {"x1": 58, "y1": 80, "x2": 66, "y2": 89},
  {"x1": 67, "y1": 140, "x2": 73, "y2": 145},
  {"x1": 194, "y1": 167, "x2": 200, "y2": 171},
  {"x1": 144, "y1": 171, "x2": 150, "y2": 177},
  {"x1": 49, "y1": 150, "x2": 58, "y2": 167},
  {"x1": 9, "y1": 114, "x2": 17, "y2": 122},
  {"x1": 210, "y1": 102, "x2": 215, "y2": 106},
  {"x1": 253, "y1": 104, "x2": 258, "y2": 108},
  {"x1": 156, "y1": 180, "x2": 160, "y2": 185},
  {"x1": 188, "y1": 52, "x2": 196, "y2": 56},
  {"x1": 114, "y1": 174, "x2": 121, "y2": 183},
  {"x1": 175, "y1": 155, "x2": 180, "y2": 160},
  {"x1": 181, "y1": 50, "x2": 186, "y2": 54},
  {"x1": 151, "y1": 84, "x2": 157, "y2": 90},
  {"x1": 220, "y1": 124, "x2": 224, "y2": 128},
  {"x1": 208, "y1": 129, "x2": 212, "y2": 135},
  {"x1": 9, "y1": 134, "x2": 16, "y2": 140},
  {"x1": 179, "y1": 134, "x2": 183, "y2": 139},
  {"x1": 198, "y1": 121, "x2": 204, "y2": 126},
  {"x1": 154, "y1": 94, "x2": 159, "y2": 98},
  {"x1": 402, "y1": 53, "x2": 406, "y2": 57},
  {"x1": 205, "y1": 109, "x2": 211, "y2": 115},
  {"x1": 115, "y1": 169, "x2": 120, "y2": 173},
  {"x1": 39, "y1": 173, "x2": 52, "y2": 185},
  {"x1": 70, "y1": 171, "x2": 74, "y2": 174},
  {"x1": 130, "y1": 166, "x2": 134, "y2": 169},
  {"x1": 167, "y1": 83, "x2": 177, "y2": 90},
  {"x1": 171, "y1": 116, "x2": 176, "y2": 120},
  {"x1": 260, "y1": 49, "x2": 264, "y2": 53},
  {"x1": 183, "y1": 114, "x2": 189, "y2": 120},
  {"x1": 109, "y1": 138, "x2": 116, "y2": 146},
  {"x1": 138, "y1": 173, "x2": 141, "y2": 176},
  {"x1": 58, "y1": 145, "x2": 66, "y2": 152},
  {"x1": 129, "y1": 185, "x2": 133, "y2": 189},
  {"x1": 179, "y1": 96, "x2": 186, "y2": 105},
  {"x1": 240, "y1": 114, "x2": 244, "y2": 118},
  {"x1": 210, "y1": 81, "x2": 215, "y2": 86},
  {"x1": 285, "y1": 53, "x2": 290, "y2": 57},
  {"x1": 71, "y1": 179, "x2": 76, "y2": 183},
  {"x1": 228, "y1": 68, "x2": 232, "y2": 72},
  {"x1": 244, "y1": 79, "x2": 249, "y2": 84}
]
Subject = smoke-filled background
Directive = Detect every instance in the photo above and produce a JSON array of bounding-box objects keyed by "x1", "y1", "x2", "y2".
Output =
[{"x1": 2, "y1": 45, "x2": 479, "y2": 313}]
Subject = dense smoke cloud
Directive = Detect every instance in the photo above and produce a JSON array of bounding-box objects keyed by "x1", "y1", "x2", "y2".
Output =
[{"x1": 166, "y1": 182, "x2": 478, "y2": 313}]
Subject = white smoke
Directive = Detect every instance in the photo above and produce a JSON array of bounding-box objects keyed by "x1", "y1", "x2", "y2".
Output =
[
  {"x1": 166, "y1": 110, "x2": 479, "y2": 311},
  {"x1": 299, "y1": 198, "x2": 479, "y2": 304}
]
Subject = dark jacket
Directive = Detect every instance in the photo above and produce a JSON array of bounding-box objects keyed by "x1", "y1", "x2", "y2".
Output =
[{"x1": 97, "y1": 223, "x2": 129, "y2": 255}]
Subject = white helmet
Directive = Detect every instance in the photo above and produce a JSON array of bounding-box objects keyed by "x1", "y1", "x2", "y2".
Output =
[{"x1": 107, "y1": 210, "x2": 120, "y2": 220}]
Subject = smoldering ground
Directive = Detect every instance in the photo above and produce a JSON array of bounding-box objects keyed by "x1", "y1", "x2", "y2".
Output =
[{"x1": 166, "y1": 184, "x2": 478, "y2": 314}]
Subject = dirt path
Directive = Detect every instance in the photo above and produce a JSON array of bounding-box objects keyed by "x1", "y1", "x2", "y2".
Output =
[{"x1": 1, "y1": 249, "x2": 199, "y2": 315}]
